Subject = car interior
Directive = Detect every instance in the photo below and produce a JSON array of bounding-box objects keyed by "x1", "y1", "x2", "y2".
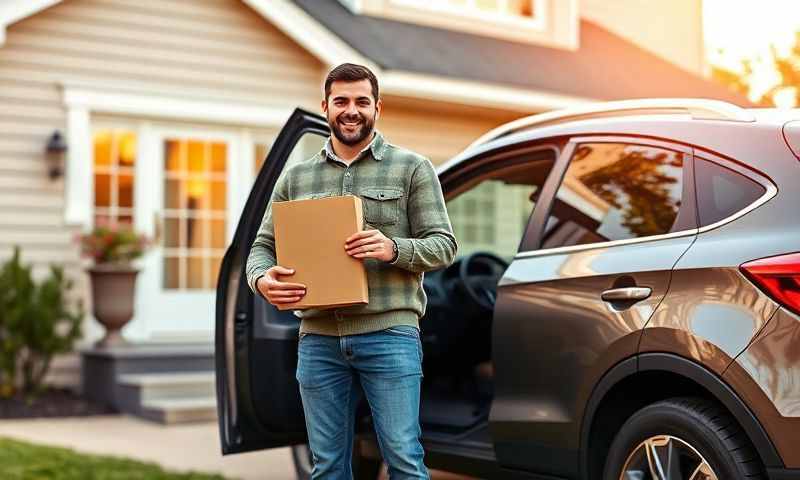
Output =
[{"x1": 414, "y1": 146, "x2": 558, "y2": 447}]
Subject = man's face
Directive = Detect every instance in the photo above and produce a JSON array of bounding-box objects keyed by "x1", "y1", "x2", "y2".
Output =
[{"x1": 322, "y1": 79, "x2": 381, "y2": 147}]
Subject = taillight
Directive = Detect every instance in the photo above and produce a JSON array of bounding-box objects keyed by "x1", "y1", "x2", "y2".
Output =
[{"x1": 740, "y1": 252, "x2": 800, "y2": 316}]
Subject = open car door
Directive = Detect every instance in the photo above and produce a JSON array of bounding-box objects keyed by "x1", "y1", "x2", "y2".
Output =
[{"x1": 215, "y1": 108, "x2": 329, "y2": 454}]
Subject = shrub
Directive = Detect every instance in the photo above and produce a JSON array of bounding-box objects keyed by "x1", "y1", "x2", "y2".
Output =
[
  {"x1": 76, "y1": 224, "x2": 150, "y2": 266},
  {"x1": 0, "y1": 247, "x2": 83, "y2": 398}
]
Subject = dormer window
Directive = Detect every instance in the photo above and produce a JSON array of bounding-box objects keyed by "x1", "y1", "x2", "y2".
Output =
[
  {"x1": 393, "y1": 0, "x2": 539, "y2": 24},
  {"x1": 341, "y1": 0, "x2": 577, "y2": 49}
]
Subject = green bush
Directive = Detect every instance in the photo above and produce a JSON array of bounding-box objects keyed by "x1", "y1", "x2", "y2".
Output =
[{"x1": 0, "y1": 246, "x2": 83, "y2": 398}]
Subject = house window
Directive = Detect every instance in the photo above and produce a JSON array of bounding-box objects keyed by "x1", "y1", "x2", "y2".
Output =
[
  {"x1": 93, "y1": 130, "x2": 136, "y2": 228},
  {"x1": 162, "y1": 139, "x2": 227, "y2": 290},
  {"x1": 351, "y1": 0, "x2": 577, "y2": 48},
  {"x1": 393, "y1": 0, "x2": 537, "y2": 21}
]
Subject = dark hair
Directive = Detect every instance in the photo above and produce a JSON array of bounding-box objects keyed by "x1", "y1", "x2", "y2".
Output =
[{"x1": 324, "y1": 63, "x2": 379, "y2": 102}]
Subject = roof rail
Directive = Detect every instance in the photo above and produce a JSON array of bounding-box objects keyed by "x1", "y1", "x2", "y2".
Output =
[{"x1": 468, "y1": 98, "x2": 755, "y2": 149}]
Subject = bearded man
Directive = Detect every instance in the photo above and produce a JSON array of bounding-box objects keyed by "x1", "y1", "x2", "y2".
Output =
[{"x1": 246, "y1": 63, "x2": 457, "y2": 479}]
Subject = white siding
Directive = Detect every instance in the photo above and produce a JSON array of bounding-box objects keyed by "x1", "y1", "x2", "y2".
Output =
[
  {"x1": 581, "y1": 0, "x2": 706, "y2": 76},
  {"x1": 0, "y1": 0, "x2": 323, "y2": 274},
  {"x1": 378, "y1": 99, "x2": 517, "y2": 164}
]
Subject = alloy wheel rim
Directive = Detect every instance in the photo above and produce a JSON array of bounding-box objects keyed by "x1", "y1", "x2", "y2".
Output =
[{"x1": 619, "y1": 435, "x2": 718, "y2": 480}]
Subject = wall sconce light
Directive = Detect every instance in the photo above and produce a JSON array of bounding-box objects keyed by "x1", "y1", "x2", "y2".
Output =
[{"x1": 45, "y1": 130, "x2": 67, "y2": 180}]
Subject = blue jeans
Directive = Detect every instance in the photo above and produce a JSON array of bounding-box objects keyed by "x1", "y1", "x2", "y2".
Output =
[{"x1": 296, "y1": 325, "x2": 429, "y2": 480}]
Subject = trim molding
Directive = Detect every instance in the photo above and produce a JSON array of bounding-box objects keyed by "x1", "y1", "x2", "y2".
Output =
[
  {"x1": 381, "y1": 71, "x2": 597, "y2": 113},
  {"x1": 242, "y1": 0, "x2": 378, "y2": 70},
  {"x1": 5, "y1": 0, "x2": 596, "y2": 112},
  {"x1": 62, "y1": 83, "x2": 291, "y2": 127},
  {"x1": 0, "y1": 0, "x2": 62, "y2": 45},
  {"x1": 60, "y1": 83, "x2": 291, "y2": 227}
]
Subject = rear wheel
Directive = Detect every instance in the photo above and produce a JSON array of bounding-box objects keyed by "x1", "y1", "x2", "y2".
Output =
[{"x1": 602, "y1": 397, "x2": 766, "y2": 480}]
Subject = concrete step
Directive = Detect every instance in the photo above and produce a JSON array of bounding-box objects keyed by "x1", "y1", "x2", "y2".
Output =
[
  {"x1": 139, "y1": 396, "x2": 218, "y2": 424},
  {"x1": 115, "y1": 371, "x2": 216, "y2": 421}
]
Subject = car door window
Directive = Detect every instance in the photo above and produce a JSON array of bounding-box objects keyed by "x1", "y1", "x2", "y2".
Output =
[
  {"x1": 694, "y1": 157, "x2": 766, "y2": 227},
  {"x1": 542, "y1": 142, "x2": 684, "y2": 249},
  {"x1": 446, "y1": 151, "x2": 556, "y2": 261}
]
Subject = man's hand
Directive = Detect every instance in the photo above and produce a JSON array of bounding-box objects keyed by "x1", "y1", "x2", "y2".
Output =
[
  {"x1": 345, "y1": 229, "x2": 395, "y2": 262},
  {"x1": 257, "y1": 266, "x2": 306, "y2": 306}
]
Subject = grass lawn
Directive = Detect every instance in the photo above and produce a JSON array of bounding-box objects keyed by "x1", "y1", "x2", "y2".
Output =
[{"x1": 0, "y1": 437, "x2": 234, "y2": 479}]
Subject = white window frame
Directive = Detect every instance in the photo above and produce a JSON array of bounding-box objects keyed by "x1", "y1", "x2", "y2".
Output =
[
  {"x1": 343, "y1": 0, "x2": 578, "y2": 49},
  {"x1": 392, "y1": 0, "x2": 547, "y2": 31},
  {"x1": 61, "y1": 82, "x2": 290, "y2": 231}
]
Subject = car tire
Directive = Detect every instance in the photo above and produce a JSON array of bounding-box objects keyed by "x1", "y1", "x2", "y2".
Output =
[
  {"x1": 602, "y1": 397, "x2": 766, "y2": 480},
  {"x1": 291, "y1": 442, "x2": 383, "y2": 480}
]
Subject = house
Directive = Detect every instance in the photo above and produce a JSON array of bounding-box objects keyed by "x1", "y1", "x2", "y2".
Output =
[{"x1": 0, "y1": 0, "x2": 745, "y2": 415}]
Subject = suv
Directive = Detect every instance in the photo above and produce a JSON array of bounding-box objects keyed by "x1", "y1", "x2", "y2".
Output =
[{"x1": 216, "y1": 100, "x2": 800, "y2": 480}]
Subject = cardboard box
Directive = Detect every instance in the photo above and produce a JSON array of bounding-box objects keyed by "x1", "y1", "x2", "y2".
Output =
[{"x1": 272, "y1": 195, "x2": 369, "y2": 310}]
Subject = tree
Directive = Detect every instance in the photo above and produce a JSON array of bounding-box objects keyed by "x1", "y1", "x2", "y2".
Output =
[{"x1": 712, "y1": 31, "x2": 800, "y2": 107}]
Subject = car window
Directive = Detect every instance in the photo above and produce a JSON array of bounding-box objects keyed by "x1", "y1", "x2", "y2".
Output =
[
  {"x1": 542, "y1": 142, "x2": 684, "y2": 249},
  {"x1": 694, "y1": 157, "x2": 766, "y2": 227},
  {"x1": 446, "y1": 152, "x2": 555, "y2": 262}
]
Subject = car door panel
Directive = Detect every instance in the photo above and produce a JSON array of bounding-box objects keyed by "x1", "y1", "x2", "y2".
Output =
[
  {"x1": 490, "y1": 137, "x2": 697, "y2": 477},
  {"x1": 216, "y1": 108, "x2": 330, "y2": 455}
]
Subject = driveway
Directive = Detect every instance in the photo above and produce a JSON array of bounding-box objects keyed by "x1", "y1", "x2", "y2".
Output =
[{"x1": 0, "y1": 415, "x2": 475, "y2": 479}]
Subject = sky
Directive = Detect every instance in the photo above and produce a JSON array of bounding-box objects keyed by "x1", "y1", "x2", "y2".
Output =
[{"x1": 704, "y1": 0, "x2": 800, "y2": 105}]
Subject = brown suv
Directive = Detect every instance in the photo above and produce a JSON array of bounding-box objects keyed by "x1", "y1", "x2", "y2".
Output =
[{"x1": 216, "y1": 100, "x2": 800, "y2": 479}]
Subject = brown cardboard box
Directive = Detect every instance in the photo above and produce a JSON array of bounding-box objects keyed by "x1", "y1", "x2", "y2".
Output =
[{"x1": 272, "y1": 195, "x2": 369, "y2": 310}]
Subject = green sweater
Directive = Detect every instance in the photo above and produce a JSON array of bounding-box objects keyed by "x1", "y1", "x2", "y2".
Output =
[{"x1": 245, "y1": 131, "x2": 458, "y2": 336}]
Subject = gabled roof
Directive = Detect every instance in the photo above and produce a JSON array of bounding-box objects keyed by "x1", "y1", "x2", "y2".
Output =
[
  {"x1": 291, "y1": 0, "x2": 750, "y2": 106},
  {"x1": 1, "y1": 0, "x2": 751, "y2": 110}
]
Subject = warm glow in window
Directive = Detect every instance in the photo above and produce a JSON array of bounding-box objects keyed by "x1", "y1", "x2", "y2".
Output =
[
  {"x1": 93, "y1": 130, "x2": 136, "y2": 228},
  {"x1": 162, "y1": 138, "x2": 227, "y2": 290},
  {"x1": 394, "y1": 0, "x2": 536, "y2": 20}
]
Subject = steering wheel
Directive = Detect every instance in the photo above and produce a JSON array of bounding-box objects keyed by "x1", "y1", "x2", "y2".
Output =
[{"x1": 458, "y1": 252, "x2": 509, "y2": 311}]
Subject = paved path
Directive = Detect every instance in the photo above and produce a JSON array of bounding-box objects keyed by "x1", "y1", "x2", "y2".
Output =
[
  {"x1": 0, "y1": 415, "x2": 475, "y2": 479},
  {"x1": 0, "y1": 415, "x2": 289, "y2": 480}
]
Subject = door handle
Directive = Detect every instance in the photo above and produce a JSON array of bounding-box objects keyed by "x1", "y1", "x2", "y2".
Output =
[{"x1": 601, "y1": 287, "x2": 652, "y2": 302}]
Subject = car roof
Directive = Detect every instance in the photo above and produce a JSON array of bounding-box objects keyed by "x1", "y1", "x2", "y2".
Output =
[{"x1": 438, "y1": 100, "x2": 800, "y2": 176}]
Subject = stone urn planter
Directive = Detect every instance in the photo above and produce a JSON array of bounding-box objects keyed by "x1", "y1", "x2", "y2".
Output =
[
  {"x1": 76, "y1": 224, "x2": 151, "y2": 349},
  {"x1": 88, "y1": 264, "x2": 139, "y2": 348}
]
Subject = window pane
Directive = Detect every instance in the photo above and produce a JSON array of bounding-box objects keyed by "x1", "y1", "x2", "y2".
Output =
[
  {"x1": 164, "y1": 256, "x2": 180, "y2": 289},
  {"x1": 210, "y1": 181, "x2": 226, "y2": 210},
  {"x1": 164, "y1": 217, "x2": 181, "y2": 248},
  {"x1": 186, "y1": 217, "x2": 207, "y2": 249},
  {"x1": 210, "y1": 219, "x2": 226, "y2": 248},
  {"x1": 446, "y1": 149, "x2": 556, "y2": 260},
  {"x1": 95, "y1": 173, "x2": 111, "y2": 207},
  {"x1": 545, "y1": 143, "x2": 683, "y2": 248},
  {"x1": 118, "y1": 214, "x2": 133, "y2": 228},
  {"x1": 695, "y1": 158, "x2": 765, "y2": 227},
  {"x1": 475, "y1": 0, "x2": 499, "y2": 11},
  {"x1": 186, "y1": 179, "x2": 210, "y2": 211},
  {"x1": 94, "y1": 132, "x2": 112, "y2": 168},
  {"x1": 187, "y1": 256, "x2": 204, "y2": 289},
  {"x1": 118, "y1": 174, "x2": 134, "y2": 208},
  {"x1": 165, "y1": 179, "x2": 182, "y2": 209},
  {"x1": 507, "y1": 0, "x2": 533, "y2": 16},
  {"x1": 165, "y1": 140, "x2": 183, "y2": 173},
  {"x1": 118, "y1": 132, "x2": 137, "y2": 167},
  {"x1": 187, "y1": 141, "x2": 206, "y2": 174},
  {"x1": 211, "y1": 143, "x2": 226, "y2": 173}
]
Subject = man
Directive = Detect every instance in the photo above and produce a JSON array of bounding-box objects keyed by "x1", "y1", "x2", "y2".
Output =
[{"x1": 245, "y1": 63, "x2": 457, "y2": 479}]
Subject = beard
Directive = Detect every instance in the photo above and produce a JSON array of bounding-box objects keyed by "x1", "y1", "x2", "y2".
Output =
[{"x1": 327, "y1": 110, "x2": 376, "y2": 147}]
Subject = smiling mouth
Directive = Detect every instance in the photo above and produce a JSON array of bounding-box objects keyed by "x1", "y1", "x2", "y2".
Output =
[{"x1": 338, "y1": 117, "x2": 362, "y2": 128}]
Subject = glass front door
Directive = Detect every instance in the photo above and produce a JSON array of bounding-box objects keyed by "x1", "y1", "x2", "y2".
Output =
[{"x1": 135, "y1": 127, "x2": 242, "y2": 341}]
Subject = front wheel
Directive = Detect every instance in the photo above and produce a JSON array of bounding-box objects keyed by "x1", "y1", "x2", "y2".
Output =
[
  {"x1": 291, "y1": 442, "x2": 383, "y2": 480},
  {"x1": 603, "y1": 397, "x2": 766, "y2": 480}
]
